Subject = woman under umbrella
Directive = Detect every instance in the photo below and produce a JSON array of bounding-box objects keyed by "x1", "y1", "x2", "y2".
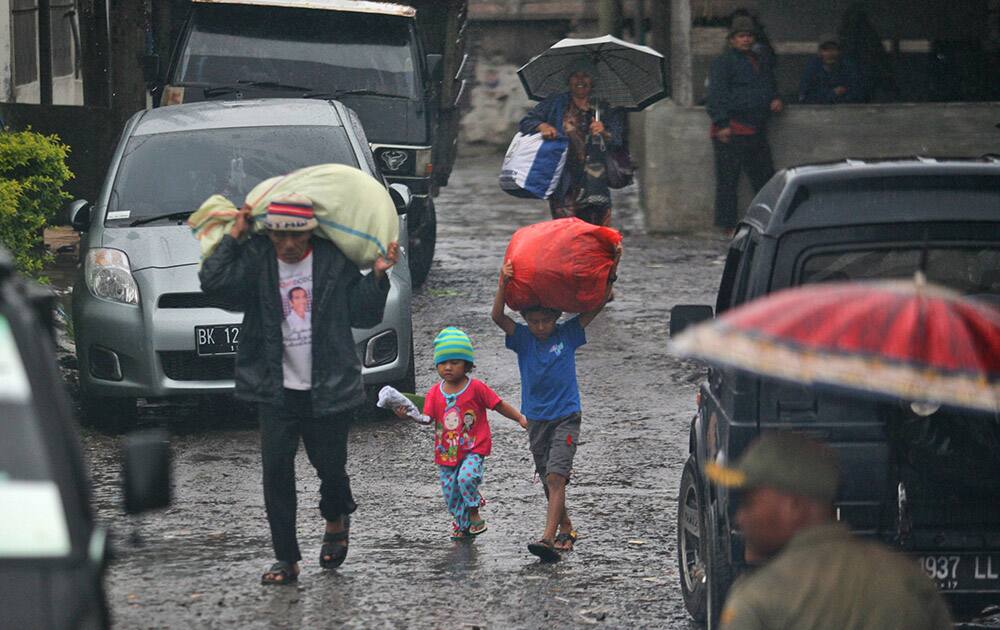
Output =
[{"x1": 518, "y1": 60, "x2": 625, "y2": 225}]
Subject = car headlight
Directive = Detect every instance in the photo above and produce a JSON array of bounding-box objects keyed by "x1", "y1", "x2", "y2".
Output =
[{"x1": 85, "y1": 248, "x2": 139, "y2": 305}]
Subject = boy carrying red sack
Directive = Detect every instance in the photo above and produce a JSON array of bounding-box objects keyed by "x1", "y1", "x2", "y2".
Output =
[{"x1": 491, "y1": 218, "x2": 622, "y2": 561}]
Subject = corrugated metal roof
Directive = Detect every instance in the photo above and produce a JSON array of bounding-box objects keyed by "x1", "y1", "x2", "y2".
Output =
[{"x1": 192, "y1": 0, "x2": 415, "y2": 18}]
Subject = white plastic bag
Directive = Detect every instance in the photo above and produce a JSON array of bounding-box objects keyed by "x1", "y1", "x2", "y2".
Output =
[
  {"x1": 498, "y1": 132, "x2": 569, "y2": 199},
  {"x1": 376, "y1": 386, "x2": 431, "y2": 424}
]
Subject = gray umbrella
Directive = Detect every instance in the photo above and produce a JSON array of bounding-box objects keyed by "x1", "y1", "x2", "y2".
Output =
[{"x1": 517, "y1": 35, "x2": 668, "y2": 111}]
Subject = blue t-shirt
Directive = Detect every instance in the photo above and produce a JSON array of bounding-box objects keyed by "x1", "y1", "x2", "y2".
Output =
[{"x1": 505, "y1": 317, "x2": 586, "y2": 421}]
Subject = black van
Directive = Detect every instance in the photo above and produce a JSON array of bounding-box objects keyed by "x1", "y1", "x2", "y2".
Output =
[
  {"x1": 156, "y1": 0, "x2": 468, "y2": 286},
  {"x1": 670, "y1": 158, "x2": 1000, "y2": 627}
]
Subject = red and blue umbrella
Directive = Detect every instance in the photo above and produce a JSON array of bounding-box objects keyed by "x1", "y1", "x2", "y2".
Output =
[{"x1": 670, "y1": 276, "x2": 1000, "y2": 414}]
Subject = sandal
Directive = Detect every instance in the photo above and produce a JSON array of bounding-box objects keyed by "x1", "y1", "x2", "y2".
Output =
[
  {"x1": 451, "y1": 522, "x2": 471, "y2": 540},
  {"x1": 261, "y1": 561, "x2": 298, "y2": 585},
  {"x1": 527, "y1": 538, "x2": 561, "y2": 563},
  {"x1": 320, "y1": 515, "x2": 350, "y2": 569},
  {"x1": 469, "y1": 518, "x2": 488, "y2": 536},
  {"x1": 554, "y1": 530, "x2": 578, "y2": 551}
]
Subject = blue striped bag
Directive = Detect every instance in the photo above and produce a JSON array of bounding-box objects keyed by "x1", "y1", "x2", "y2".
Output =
[{"x1": 498, "y1": 132, "x2": 569, "y2": 199}]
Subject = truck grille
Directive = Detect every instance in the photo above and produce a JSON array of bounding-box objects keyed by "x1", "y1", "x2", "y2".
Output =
[
  {"x1": 158, "y1": 293, "x2": 243, "y2": 312},
  {"x1": 159, "y1": 351, "x2": 235, "y2": 381}
]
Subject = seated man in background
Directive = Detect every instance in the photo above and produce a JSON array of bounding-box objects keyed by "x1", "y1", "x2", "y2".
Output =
[{"x1": 799, "y1": 35, "x2": 864, "y2": 104}]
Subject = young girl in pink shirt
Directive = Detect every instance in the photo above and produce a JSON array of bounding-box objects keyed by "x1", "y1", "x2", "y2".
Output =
[{"x1": 417, "y1": 327, "x2": 527, "y2": 539}]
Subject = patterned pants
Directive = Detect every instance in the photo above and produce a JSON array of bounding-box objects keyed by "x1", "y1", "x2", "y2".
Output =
[{"x1": 438, "y1": 454, "x2": 484, "y2": 531}]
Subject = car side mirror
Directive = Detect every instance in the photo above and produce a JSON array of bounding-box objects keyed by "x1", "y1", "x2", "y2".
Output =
[
  {"x1": 425, "y1": 53, "x2": 443, "y2": 82},
  {"x1": 122, "y1": 429, "x2": 172, "y2": 515},
  {"x1": 68, "y1": 199, "x2": 92, "y2": 231},
  {"x1": 670, "y1": 304, "x2": 714, "y2": 337},
  {"x1": 388, "y1": 183, "x2": 412, "y2": 215}
]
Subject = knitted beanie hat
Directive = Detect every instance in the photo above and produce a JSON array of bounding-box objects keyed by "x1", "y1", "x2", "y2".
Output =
[{"x1": 433, "y1": 327, "x2": 475, "y2": 365}]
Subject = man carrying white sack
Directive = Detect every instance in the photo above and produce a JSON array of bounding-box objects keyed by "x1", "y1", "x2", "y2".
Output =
[{"x1": 200, "y1": 192, "x2": 399, "y2": 585}]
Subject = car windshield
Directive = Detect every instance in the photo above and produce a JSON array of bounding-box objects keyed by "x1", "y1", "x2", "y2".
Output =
[
  {"x1": 106, "y1": 125, "x2": 359, "y2": 225},
  {"x1": 177, "y1": 6, "x2": 418, "y2": 99},
  {"x1": 801, "y1": 246, "x2": 1000, "y2": 306},
  {"x1": 0, "y1": 315, "x2": 70, "y2": 558}
]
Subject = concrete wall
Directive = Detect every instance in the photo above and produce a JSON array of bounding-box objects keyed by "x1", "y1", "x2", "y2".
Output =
[{"x1": 641, "y1": 100, "x2": 1000, "y2": 233}]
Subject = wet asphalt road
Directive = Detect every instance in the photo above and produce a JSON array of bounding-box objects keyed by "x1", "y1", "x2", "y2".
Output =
[{"x1": 68, "y1": 152, "x2": 729, "y2": 628}]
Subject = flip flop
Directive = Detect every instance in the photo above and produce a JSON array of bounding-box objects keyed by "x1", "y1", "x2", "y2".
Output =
[
  {"x1": 261, "y1": 561, "x2": 298, "y2": 585},
  {"x1": 554, "y1": 529, "x2": 578, "y2": 551},
  {"x1": 528, "y1": 539, "x2": 561, "y2": 562},
  {"x1": 469, "y1": 518, "x2": 488, "y2": 536}
]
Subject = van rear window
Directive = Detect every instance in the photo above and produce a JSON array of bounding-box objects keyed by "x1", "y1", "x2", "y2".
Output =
[{"x1": 801, "y1": 246, "x2": 1000, "y2": 306}]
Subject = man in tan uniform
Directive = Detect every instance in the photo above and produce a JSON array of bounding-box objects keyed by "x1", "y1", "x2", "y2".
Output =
[{"x1": 706, "y1": 431, "x2": 952, "y2": 630}]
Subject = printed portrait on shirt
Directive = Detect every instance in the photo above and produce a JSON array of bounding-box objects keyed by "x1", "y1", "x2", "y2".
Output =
[{"x1": 279, "y1": 278, "x2": 313, "y2": 347}]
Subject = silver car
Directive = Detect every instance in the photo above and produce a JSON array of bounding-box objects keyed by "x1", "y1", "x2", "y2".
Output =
[{"x1": 69, "y1": 99, "x2": 414, "y2": 431}]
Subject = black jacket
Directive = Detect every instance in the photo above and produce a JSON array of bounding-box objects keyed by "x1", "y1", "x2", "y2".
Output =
[
  {"x1": 199, "y1": 234, "x2": 389, "y2": 415},
  {"x1": 706, "y1": 47, "x2": 778, "y2": 130}
]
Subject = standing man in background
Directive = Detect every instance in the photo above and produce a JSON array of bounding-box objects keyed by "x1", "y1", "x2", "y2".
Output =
[{"x1": 706, "y1": 15, "x2": 783, "y2": 235}]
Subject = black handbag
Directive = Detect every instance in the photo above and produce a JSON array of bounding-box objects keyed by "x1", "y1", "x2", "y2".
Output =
[
  {"x1": 575, "y1": 134, "x2": 612, "y2": 210},
  {"x1": 606, "y1": 146, "x2": 635, "y2": 189}
]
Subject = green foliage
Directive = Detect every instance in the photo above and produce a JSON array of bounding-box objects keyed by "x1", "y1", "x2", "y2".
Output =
[{"x1": 0, "y1": 129, "x2": 74, "y2": 274}]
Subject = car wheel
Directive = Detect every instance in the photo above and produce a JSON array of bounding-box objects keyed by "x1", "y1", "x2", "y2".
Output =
[
  {"x1": 678, "y1": 457, "x2": 709, "y2": 621},
  {"x1": 81, "y1": 394, "x2": 137, "y2": 434},
  {"x1": 407, "y1": 198, "x2": 436, "y2": 288},
  {"x1": 677, "y1": 456, "x2": 732, "y2": 626}
]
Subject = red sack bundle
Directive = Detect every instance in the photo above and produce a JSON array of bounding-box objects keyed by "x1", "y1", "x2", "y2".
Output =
[{"x1": 503, "y1": 218, "x2": 622, "y2": 313}]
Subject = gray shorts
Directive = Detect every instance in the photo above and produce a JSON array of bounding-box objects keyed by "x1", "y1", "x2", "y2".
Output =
[{"x1": 528, "y1": 412, "x2": 581, "y2": 480}]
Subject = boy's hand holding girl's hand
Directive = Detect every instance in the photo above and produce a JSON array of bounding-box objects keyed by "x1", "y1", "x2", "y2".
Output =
[{"x1": 516, "y1": 413, "x2": 529, "y2": 430}]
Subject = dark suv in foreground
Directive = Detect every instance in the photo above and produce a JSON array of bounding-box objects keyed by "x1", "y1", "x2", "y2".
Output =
[
  {"x1": 670, "y1": 158, "x2": 1000, "y2": 627},
  {"x1": 0, "y1": 247, "x2": 170, "y2": 629}
]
